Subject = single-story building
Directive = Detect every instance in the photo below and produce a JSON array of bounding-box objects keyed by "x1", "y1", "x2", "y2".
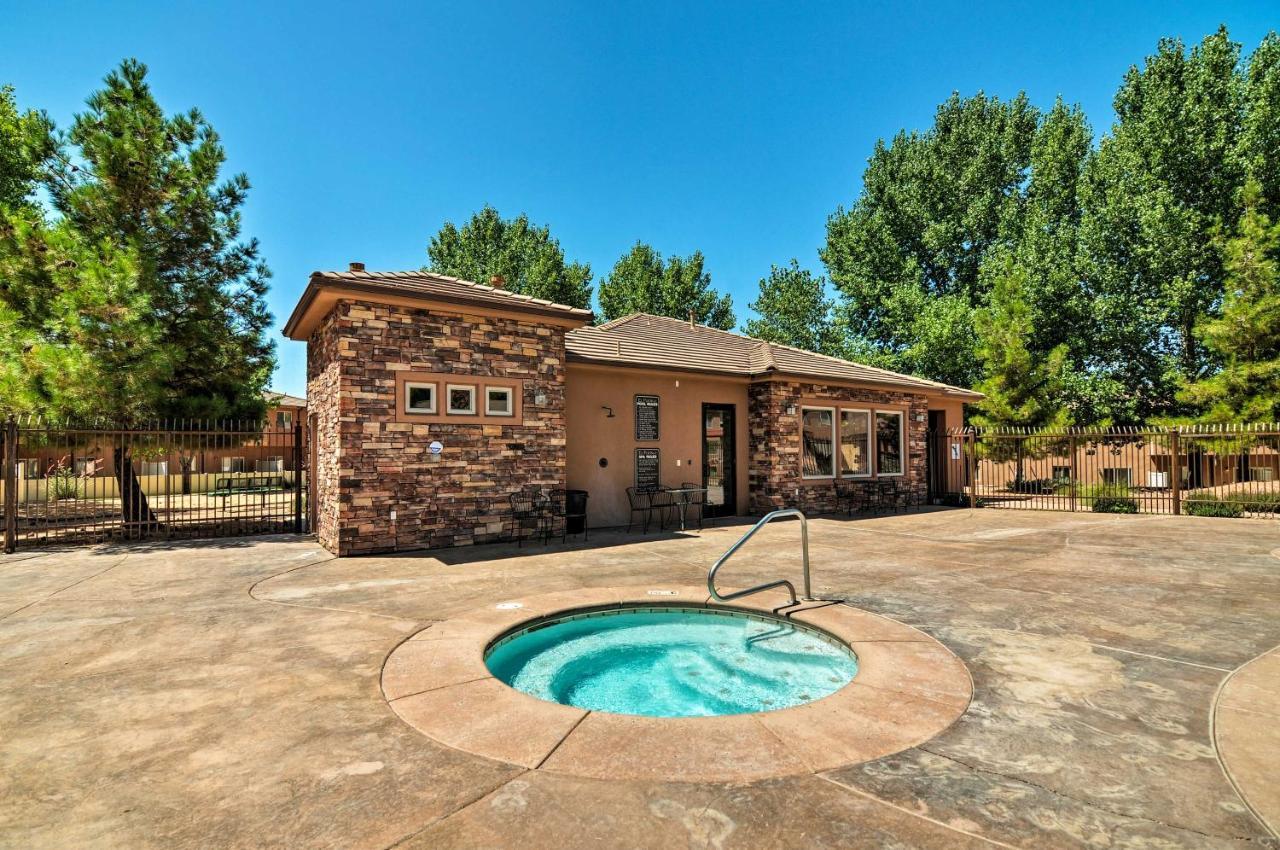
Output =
[{"x1": 283, "y1": 266, "x2": 981, "y2": 555}]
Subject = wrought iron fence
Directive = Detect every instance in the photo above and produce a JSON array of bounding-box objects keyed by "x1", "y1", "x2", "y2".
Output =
[
  {"x1": 927, "y1": 424, "x2": 1280, "y2": 518},
  {"x1": 1, "y1": 418, "x2": 309, "y2": 551}
]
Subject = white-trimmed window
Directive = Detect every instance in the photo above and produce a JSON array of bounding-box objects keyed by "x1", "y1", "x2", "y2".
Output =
[
  {"x1": 404, "y1": 382, "x2": 437, "y2": 414},
  {"x1": 839, "y1": 409, "x2": 871, "y2": 477},
  {"x1": 801, "y1": 407, "x2": 836, "y2": 478},
  {"x1": 222, "y1": 457, "x2": 248, "y2": 473},
  {"x1": 447, "y1": 384, "x2": 476, "y2": 415},
  {"x1": 141, "y1": 461, "x2": 169, "y2": 476},
  {"x1": 257, "y1": 457, "x2": 284, "y2": 473},
  {"x1": 485, "y1": 386, "x2": 514, "y2": 416},
  {"x1": 875, "y1": 411, "x2": 904, "y2": 476},
  {"x1": 19, "y1": 458, "x2": 40, "y2": 480}
]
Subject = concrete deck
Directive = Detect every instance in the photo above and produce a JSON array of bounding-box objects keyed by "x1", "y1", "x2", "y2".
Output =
[{"x1": 2, "y1": 508, "x2": 1278, "y2": 848}]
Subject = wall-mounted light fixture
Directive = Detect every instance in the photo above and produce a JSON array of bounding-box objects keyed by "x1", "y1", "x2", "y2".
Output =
[
  {"x1": 601, "y1": 405, "x2": 615, "y2": 418},
  {"x1": 785, "y1": 404, "x2": 797, "y2": 415}
]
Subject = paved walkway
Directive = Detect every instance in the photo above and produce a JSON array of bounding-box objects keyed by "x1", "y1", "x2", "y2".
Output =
[{"x1": 1, "y1": 509, "x2": 1278, "y2": 848}]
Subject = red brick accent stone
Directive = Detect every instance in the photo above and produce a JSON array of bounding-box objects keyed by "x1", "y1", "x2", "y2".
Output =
[
  {"x1": 306, "y1": 299, "x2": 568, "y2": 555},
  {"x1": 747, "y1": 380, "x2": 929, "y2": 516}
]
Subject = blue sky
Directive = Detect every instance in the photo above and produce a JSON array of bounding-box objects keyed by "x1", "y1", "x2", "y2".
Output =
[{"x1": 4, "y1": 1, "x2": 1276, "y2": 397}]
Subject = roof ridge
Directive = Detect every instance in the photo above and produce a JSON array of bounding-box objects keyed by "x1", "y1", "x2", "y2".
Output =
[
  {"x1": 311, "y1": 268, "x2": 591, "y2": 315},
  {"x1": 755, "y1": 340, "x2": 777, "y2": 371},
  {"x1": 761, "y1": 338, "x2": 966, "y2": 391}
]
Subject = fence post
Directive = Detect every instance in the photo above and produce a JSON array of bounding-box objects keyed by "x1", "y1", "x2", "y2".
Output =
[
  {"x1": 3, "y1": 418, "x2": 17, "y2": 553},
  {"x1": 1069, "y1": 434, "x2": 1078, "y2": 512},
  {"x1": 1170, "y1": 430, "x2": 1181, "y2": 516},
  {"x1": 293, "y1": 421, "x2": 303, "y2": 534},
  {"x1": 967, "y1": 430, "x2": 977, "y2": 509}
]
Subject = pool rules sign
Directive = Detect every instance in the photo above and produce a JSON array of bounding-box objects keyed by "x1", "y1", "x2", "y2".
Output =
[{"x1": 634, "y1": 394, "x2": 659, "y2": 441}]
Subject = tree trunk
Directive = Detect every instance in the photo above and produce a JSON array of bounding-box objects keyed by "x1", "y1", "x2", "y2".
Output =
[
  {"x1": 179, "y1": 455, "x2": 193, "y2": 495},
  {"x1": 113, "y1": 444, "x2": 157, "y2": 537}
]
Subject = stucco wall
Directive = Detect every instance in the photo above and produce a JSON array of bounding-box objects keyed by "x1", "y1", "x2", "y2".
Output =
[
  {"x1": 748, "y1": 380, "x2": 930, "y2": 515},
  {"x1": 565, "y1": 365, "x2": 750, "y2": 528},
  {"x1": 306, "y1": 299, "x2": 568, "y2": 555}
]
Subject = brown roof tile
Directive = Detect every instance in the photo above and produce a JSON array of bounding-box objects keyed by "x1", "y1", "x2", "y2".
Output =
[
  {"x1": 283, "y1": 269, "x2": 593, "y2": 338},
  {"x1": 566, "y1": 314, "x2": 981, "y2": 398}
]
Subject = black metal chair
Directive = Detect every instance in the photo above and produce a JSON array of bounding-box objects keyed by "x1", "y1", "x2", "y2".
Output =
[
  {"x1": 680, "y1": 482, "x2": 706, "y2": 530},
  {"x1": 509, "y1": 489, "x2": 548, "y2": 546},
  {"x1": 833, "y1": 480, "x2": 869, "y2": 516},
  {"x1": 626, "y1": 486, "x2": 656, "y2": 533}
]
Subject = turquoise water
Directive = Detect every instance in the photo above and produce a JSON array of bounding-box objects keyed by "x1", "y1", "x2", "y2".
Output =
[{"x1": 485, "y1": 606, "x2": 858, "y2": 717}]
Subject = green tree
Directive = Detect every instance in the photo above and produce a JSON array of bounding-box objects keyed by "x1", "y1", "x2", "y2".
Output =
[
  {"x1": 1240, "y1": 33, "x2": 1280, "y2": 221},
  {"x1": 597, "y1": 242, "x2": 735, "y2": 329},
  {"x1": 1077, "y1": 27, "x2": 1249, "y2": 421},
  {"x1": 744, "y1": 260, "x2": 836, "y2": 353},
  {"x1": 822, "y1": 92, "x2": 1041, "y2": 387},
  {"x1": 972, "y1": 256, "x2": 1072, "y2": 483},
  {"x1": 49, "y1": 59, "x2": 275, "y2": 421},
  {"x1": 1179, "y1": 180, "x2": 1280, "y2": 423},
  {"x1": 426, "y1": 205, "x2": 592, "y2": 308},
  {"x1": 3, "y1": 61, "x2": 277, "y2": 527},
  {"x1": 0, "y1": 86, "x2": 54, "y2": 211}
]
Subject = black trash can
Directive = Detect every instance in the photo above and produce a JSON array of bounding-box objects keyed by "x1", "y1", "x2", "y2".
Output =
[{"x1": 565, "y1": 489, "x2": 589, "y2": 536}]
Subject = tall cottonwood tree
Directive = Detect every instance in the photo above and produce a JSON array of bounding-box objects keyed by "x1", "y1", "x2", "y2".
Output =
[
  {"x1": 821, "y1": 92, "x2": 1041, "y2": 388},
  {"x1": 1077, "y1": 27, "x2": 1249, "y2": 422},
  {"x1": 597, "y1": 242, "x2": 735, "y2": 329},
  {"x1": 426, "y1": 205, "x2": 593, "y2": 309},
  {"x1": 744, "y1": 260, "x2": 837, "y2": 354}
]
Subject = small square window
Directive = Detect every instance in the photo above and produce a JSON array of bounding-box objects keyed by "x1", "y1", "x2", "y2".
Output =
[
  {"x1": 485, "y1": 386, "x2": 514, "y2": 416},
  {"x1": 405, "y1": 382, "x2": 437, "y2": 414},
  {"x1": 447, "y1": 384, "x2": 476, "y2": 415}
]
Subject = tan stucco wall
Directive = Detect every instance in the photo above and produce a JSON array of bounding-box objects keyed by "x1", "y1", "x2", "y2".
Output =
[{"x1": 566, "y1": 364, "x2": 750, "y2": 529}]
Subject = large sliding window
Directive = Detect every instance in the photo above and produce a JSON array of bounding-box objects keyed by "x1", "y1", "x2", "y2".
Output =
[
  {"x1": 839, "y1": 409, "x2": 871, "y2": 477},
  {"x1": 875, "y1": 411, "x2": 904, "y2": 476},
  {"x1": 801, "y1": 407, "x2": 835, "y2": 478}
]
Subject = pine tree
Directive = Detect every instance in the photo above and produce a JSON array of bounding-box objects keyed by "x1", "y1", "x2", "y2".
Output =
[
  {"x1": 1179, "y1": 179, "x2": 1280, "y2": 423},
  {"x1": 972, "y1": 255, "x2": 1073, "y2": 485},
  {"x1": 3, "y1": 61, "x2": 276, "y2": 530}
]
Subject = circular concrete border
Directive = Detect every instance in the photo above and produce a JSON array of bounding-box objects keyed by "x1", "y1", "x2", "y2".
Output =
[{"x1": 381, "y1": 585, "x2": 972, "y2": 782}]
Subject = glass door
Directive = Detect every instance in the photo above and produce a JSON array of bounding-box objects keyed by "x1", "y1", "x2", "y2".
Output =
[{"x1": 702, "y1": 404, "x2": 736, "y2": 518}]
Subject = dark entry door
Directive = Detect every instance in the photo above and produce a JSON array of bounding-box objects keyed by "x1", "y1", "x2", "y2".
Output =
[
  {"x1": 927, "y1": 410, "x2": 945, "y2": 501},
  {"x1": 702, "y1": 404, "x2": 736, "y2": 518}
]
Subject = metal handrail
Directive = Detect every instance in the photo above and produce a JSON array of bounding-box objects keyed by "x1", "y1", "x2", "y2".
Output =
[{"x1": 707, "y1": 509, "x2": 813, "y2": 606}]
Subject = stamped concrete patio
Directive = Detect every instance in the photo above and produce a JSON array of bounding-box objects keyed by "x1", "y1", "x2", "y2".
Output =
[{"x1": 2, "y1": 509, "x2": 1278, "y2": 849}]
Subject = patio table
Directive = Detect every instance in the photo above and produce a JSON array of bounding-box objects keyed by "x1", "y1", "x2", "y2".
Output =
[{"x1": 663, "y1": 486, "x2": 709, "y2": 531}]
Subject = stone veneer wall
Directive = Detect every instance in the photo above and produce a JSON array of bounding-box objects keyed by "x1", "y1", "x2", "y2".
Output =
[
  {"x1": 307, "y1": 308, "x2": 344, "y2": 553},
  {"x1": 306, "y1": 299, "x2": 568, "y2": 555},
  {"x1": 748, "y1": 380, "x2": 929, "y2": 515}
]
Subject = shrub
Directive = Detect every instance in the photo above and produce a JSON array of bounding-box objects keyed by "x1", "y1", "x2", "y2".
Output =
[
  {"x1": 1081, "y1": 483, "x2": 1138, "y2": 514},
  {"x1": 1007, "y1": 477, "x2": 1055, "y2": 494},
  {"x1": 1184, "y1": 492, "x2": 1280, "y2": 517},
  {"x1": 45, "y1": 457, "x2": 80, "y2": 501},
  {"x1": 1185, "y1": 499, "x2": 1244, "y2": 518}
]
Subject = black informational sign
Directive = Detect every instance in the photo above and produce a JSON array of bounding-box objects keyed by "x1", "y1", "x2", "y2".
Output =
[
  {"x1": 635, "y1": 448, "x2": 660, "y2": 489},
  {"x1": 634, "y1": 394, "x2": 660, "y2": 441}
]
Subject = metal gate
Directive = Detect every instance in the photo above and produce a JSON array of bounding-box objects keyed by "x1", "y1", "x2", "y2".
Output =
[
  {"x1": 927, "y1": 425, "x2": 1280, "y2": 517},
  {"x1": 2, "y1": 418, "x2": 310, "y2": 551}
]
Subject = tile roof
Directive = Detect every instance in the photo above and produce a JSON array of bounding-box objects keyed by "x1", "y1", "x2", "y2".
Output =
[
  {"x1": 263, "y1": 390, "x2": 307, "y2": 408},
  {"x1": 286, "y1": 269, "x2": 593, "y2": 333},
  {"x1": 566, "y1": 313, "x2": 981, "y2": 398}
]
